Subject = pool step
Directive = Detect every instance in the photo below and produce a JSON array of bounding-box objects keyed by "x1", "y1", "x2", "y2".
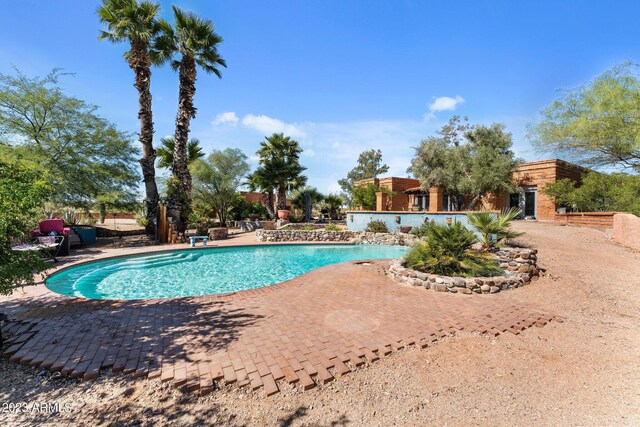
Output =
[{"x1": 71, "y1": 252, "x2": 203, "y2": 295}]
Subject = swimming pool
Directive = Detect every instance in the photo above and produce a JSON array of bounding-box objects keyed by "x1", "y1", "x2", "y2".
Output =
[{"x1": 46, "y1": 244, "x2": 408, "y2": 300}]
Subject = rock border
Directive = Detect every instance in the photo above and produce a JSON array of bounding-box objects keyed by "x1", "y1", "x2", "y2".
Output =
[
  {"x1": 255, "y1": 230, "x2": 416, "y2": 246},
  {"x1": 388, "y1": 247, "x2": 540, "y2": 295}
]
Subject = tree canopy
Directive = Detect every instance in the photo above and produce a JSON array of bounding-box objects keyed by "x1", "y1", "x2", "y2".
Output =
[
  {"x1": 408, "y1": 116, "x2": 520, "y2": 210},
  {"x1": 338, "y1": 149, "x2": 389, "y2": 203},
  {"x1": 0, "y1": 161, "x2": 52, "y2": 294},
  {"x1": 0, "y1": 69, "x2": 140, "y2": 210},
  {"x1": 542, "y1": 172, "x2": 640, "y2": 216},
  {"x1": 530, "y1": 63, "x2": 640, "y2": 172},
  {"x1": 190, "y1": 148, "x2": 250, "y2": 226}
]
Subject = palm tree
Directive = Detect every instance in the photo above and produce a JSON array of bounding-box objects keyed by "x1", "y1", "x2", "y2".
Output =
[
  {"x1": 255, "y1": 133, "x2": 306, "y2": 211},
  {"x1": 291, "y1": 187, "x2": 324, "y2": 211},
  {"x1": 323, "y1": 194, "x2": 344, "y2": 220},
  {"x1": 156, "y1": 136, "x2": 204, "y2": 170},
  {"x1": 152, "y1": 6, "x2": 226, "y2": 231},
  {"x1": 246, "y1": 169, "x2": 276, "y2": 219},
  {"x1": 467, "y1": 208, "x2": 524, "y2": 251},
  {"x1": 98, "y1": 0, "x2": 162, "y2": 235},
  {"x1": 257, "y1": 133, "x2": 302, "y2": 162}
]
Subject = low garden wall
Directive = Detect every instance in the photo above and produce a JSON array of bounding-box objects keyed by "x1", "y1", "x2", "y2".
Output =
[
  {"x1": 388, "y1": 247, "x2": 540, "y2": 295},
  {"x1": 554, "y1": 212, "x2": 618, "y2": 228},
  {"x1": 613, "y1": 213, "x2": 640, "y2": 251},
  {"x1": 255, "y1": 230, "x2": 416, "y2": 245}
]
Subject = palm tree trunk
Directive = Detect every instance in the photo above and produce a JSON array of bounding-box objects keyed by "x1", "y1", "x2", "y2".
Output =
[
  {"x1": 276, "y1": 186, "x2": 287, "y2": 211},
  {"x1": 130, "y1": 41, "x2": 159, "y2": 236},
  {"x1": 171, "y1": 56, "x2": 197, "y2": 232},
  {"x1": 261, "y1": 191, "x2": 275, "y2": 219}
]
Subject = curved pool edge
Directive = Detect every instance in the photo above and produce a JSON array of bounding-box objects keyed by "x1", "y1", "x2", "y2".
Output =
[{"x1": 43, "y1": 242, "x2": 407, "y2": 302}]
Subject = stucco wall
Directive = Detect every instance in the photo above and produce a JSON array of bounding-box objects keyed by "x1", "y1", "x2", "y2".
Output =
[
  {"x1": 555, "y1": 212, "x2": 617, "y2": 228},
  {"x1": 346, "y1": 211, "x2": 474, "y2": 232},
  {"x1": 613, "y1": 213, "x2": 640, "y2": 250}
]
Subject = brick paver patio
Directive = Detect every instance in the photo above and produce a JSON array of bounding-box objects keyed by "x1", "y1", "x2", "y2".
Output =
[{"x1": 1, "y1": 256, "x2": 561, "y2": 397}]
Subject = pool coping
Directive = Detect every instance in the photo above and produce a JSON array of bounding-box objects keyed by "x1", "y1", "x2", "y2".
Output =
[{"x1": 42, "y1": 241, "x2": 407, "y2": 304}]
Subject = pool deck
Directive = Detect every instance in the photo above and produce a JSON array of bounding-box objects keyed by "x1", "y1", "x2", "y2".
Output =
[{"x1": 0, "y1": 233, "x2": 562, "y2": 396}]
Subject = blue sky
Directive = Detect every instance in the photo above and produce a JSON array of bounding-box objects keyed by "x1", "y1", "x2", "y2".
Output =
[{"x1": 1, "y1": 1, "x2": 638, "y2": 194}]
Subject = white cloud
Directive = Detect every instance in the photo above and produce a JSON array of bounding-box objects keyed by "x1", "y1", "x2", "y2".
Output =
[
  {"x1": 302, "y1": 148, "x2": 316, "y2": 157},
  {"x1": 211, "y1": 111, "x2": 239, "y2": 126},
  {"x1": 425, "y1": 95, "x2": 465, "y2": 120},
  {"x1": 241, "y1": 114, "x2": 305, "y2": 138}
]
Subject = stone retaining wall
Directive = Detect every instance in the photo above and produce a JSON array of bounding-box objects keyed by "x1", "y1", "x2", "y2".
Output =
[
  {"x1": 388, "y1": 247, "x2": 540, "y2": 295},
  {"x1": 256, "y1": 229, "x2": 356, "y2": 242},
  {"x1": 255, "y1": 230, "x2": 416, "y2": 245}
]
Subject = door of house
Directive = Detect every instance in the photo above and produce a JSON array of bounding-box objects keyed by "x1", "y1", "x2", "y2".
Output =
[
  {"x1": 524, "y1": 191, "x2": 536, "y2": 217},
  {"x1": 509, "y1": 187, "x2": 537, "y2": 218}
]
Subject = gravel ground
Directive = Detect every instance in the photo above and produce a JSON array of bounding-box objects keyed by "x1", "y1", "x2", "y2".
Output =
[{"x1": 1, "y1": 221, "x2": 639, "y2": 426}]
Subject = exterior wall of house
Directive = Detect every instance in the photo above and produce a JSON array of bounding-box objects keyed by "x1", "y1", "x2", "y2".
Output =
[
  {"x1": 353, "y1": 159, "x2": 588, "y2": 220},
  {"x1": 239, "y1": 192, "x2": 292, "y2": 210},
  {"x1": 510, "y1": 159, "x2": 587, "y2": 220},
  {"x1": 353, "y1": 177, "x2": 420, "y2": 211}
]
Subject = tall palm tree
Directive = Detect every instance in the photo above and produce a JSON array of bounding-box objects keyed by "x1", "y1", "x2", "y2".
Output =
[
  {"x1": 98, "y1": 0, "x2": 162, "y2": 235},
  {"x1": 257, "y1": 133, "x2": 302, "y2": 162},
  {"x1": 152, "y1": 6, "x2": 226, "y2": 231},
  {"x1": 156, "y1": 136, "x2": 204, "y2": 170},
  {"x1": 260, "y1": 157, "x2": 307, "y2": 212},
  {"x1": 255, "y1": 133, "x2": 306, "y2": 211}
]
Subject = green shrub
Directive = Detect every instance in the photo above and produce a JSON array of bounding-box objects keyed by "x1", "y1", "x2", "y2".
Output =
[
  {"x1": 325, "y1": 223, "x2": 341, "y2": 231},
  {"x1": 79, "y1": 215, "x2": 97, "y2": 226},
  {"x1": 365, "y1": 220, "x2": 388, "y2": 233},
  {"x1": 467, "y1": 208, "x2": 523, "y2": 250},
  {"x1": 403, "y1": 221, "x2": 503, "y2": 277},
  {"x1": 301, "y1": 225, "x2": 315, "y2": 231},
  {"x1": 263, "y1": 221, "x2": 276, "y2": 230},
  {"x1": 288, "y1": 213, "x2": 305, "y2": 223},
  {"x1": 411, "y1": 222, "x2": 429, "y2": 238}
]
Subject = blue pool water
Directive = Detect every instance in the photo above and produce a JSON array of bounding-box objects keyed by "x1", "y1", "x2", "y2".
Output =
[{"x1": 46, "y1": 244, "x2": 408, "y2": 300}]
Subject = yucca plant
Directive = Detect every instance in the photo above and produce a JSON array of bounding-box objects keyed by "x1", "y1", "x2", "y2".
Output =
[
  {"x1": 60, "y1": 209, "x2": 80, "y2": 226},
  {"x1": 467, "y1": 208, "x2": 523, "y2": 251},
  {"x1": 404, "y1": 221, "x2": 503, "y2": 277}
]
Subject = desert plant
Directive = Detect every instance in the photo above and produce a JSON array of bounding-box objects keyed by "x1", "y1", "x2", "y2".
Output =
[
  {"x1": 301, "y1": 225, "x2": 315, "y2": 231},
  {"x1": 365, "y1": 220, "x2": 388, "y2": 233},
  {"x1": 61, "y1": 209, "x2": 80, "y2": 225},
  {"x1": 467, "y1": 208, "x2": 523, "y2": 251},
  {"x1": 79, "y1": 215, "x2": 97, "y2": 226},
  {"x1": 411, "y1": 222, "x2": 430, "y2": 238},
  {"x1": 187, "y1": 210, "x2": 210, "y2": 235},
  {"x1": 135, "y1": 207, "x2": 149, "y2": 228},
  {"x1": 325, "y1": 223, "x2": 340, "y2": 231},
  {"x1": 404, "y1": 221, "x2": 503, "y2": 277},
  {"x1": 263, "y1": 221, "x2": 276, "y2": 230}
]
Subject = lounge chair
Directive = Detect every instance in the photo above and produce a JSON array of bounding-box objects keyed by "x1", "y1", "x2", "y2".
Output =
[{"x1": 32, "y1": 219, "x2": 70, "y2": 256}]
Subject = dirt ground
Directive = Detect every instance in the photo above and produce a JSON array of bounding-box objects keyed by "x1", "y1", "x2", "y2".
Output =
[{"x1": 1, "y1": 221, "x2": 639, "y2": 426}]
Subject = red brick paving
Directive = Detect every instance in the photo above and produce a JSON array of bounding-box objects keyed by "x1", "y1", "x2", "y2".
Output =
[{"x1": 1, "y1": 260, "x2": 562, "y2": 396}]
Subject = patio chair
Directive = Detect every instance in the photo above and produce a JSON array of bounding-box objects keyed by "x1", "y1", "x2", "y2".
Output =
[
  {"x1": 12, "y1": 235, "x2": 66, "y2": 262},
  {"x1": 32, "y1": 219, "x2": 70, "y2": 256}
]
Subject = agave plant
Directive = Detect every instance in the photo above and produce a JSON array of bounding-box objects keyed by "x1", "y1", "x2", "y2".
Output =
[{"x1": 467, "y1": 207, "x2": 523, "y2": 251}]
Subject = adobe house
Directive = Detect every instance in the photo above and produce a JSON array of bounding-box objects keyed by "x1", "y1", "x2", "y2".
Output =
[{"x1": 353, "y1": 159, "x2": 588, "y2": 221}]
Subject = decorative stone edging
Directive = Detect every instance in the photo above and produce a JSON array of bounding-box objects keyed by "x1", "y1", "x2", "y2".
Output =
[
  {"x1": 255, "y1": 230, "x2": 416, "y2": 246},
  {"x1": 388, "y1": 247, "x2": 540, "y2": 295}
]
